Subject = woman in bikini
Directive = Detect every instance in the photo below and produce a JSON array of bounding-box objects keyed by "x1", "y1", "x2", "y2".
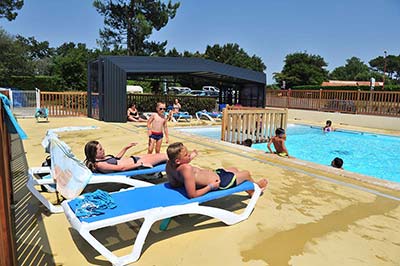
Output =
[
  {"x1": 84, "y1": 140, "x2": 167, "y2": 173},
  {"x1": 127, "y1": 102, "x2": 147, "y2": 122}
]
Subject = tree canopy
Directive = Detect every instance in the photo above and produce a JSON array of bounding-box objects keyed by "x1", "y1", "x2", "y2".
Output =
[
  {"x1": 204, "y1": 43, "x2": 266, "y2": 72},
  {"x1": 329, "y1": 57, "x2": 376, "y2": 81},
  {"x1": 93, "y1": 0, "x2": 180, "y2": 55},
  {"x1": 0, "y1": 0, "x2": 24, "y2": 21},
  {"x1": 166, "y1": 43, "x2": 266, "y2": 72},
  {"x1": 274, "y1": 52, "x2": 329, "y2": 87},
  {"x1": 369, "y1": 54, "x2": 400, "y2": 81},
  {"x1": 0, "y1": 28, "x2": 32, "y2": 80}
]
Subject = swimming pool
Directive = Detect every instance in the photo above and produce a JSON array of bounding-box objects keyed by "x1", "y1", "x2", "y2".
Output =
[{"x1": 176, "y1": 125, "x2": 400, "y2": 183}]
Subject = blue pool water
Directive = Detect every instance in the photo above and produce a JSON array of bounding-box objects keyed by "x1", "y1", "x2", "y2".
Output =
[{"x1": 177, "y1": 125, "x2": 400, "y2": 183}]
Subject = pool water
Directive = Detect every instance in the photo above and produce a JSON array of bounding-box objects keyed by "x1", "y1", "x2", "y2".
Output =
[{"x1": 177, "y1": 125, "x2": 400, "y2": 183}]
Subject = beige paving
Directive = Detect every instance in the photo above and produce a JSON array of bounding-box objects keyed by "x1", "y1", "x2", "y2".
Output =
[{"x1": 17, "y1": 117, "x2": 400, "y2": 266}]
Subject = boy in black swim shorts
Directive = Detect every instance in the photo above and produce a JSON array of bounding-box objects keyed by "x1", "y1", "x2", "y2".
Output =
[
  {"x1": 166, "y1": 142, "x2": 268, "y2": 198},
  {"x1": 147, "y1": 102, "x2": 169, "y2": 154},
  {"x1": 215, "y1": 168, "x2": 237, "y2": 189}
]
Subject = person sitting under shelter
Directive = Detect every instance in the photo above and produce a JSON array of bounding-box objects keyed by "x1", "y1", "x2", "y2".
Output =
[
  {"x1": 84, "y1": 140, "x2": 167, "y2": 173},
  {"x1": 127, "y1": 102, "x2": 147, "y2": 122}
]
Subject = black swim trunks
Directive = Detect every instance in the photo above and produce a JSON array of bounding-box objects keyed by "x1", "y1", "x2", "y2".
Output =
[
  {"x1": 215, "y1": 168, "x2": 237, "y2": 189},
  {"x1": 149, "y1": 131, "x2": 163, "y2": 141}
]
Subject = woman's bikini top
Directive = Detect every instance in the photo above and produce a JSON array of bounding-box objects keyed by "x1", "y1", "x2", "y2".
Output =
[
  {"x1": 96, "y1": 155, "x2": 140, "y2": 165},
  {"x1": 129, "y1": 109, "x2": 138, "y2": 116},
  {"x1": 96, "y1": 155, "x2": 119, "y2": 165}
]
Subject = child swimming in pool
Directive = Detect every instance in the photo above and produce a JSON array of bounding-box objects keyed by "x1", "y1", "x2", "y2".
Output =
[
  {"x1": 267, "y1": 128, "x2": 290, "y2": 157},
  {"x1": 166, "y1": 142, "x2": 268, "y2": 198},
  {"x1": 323, "y1": 120, "x2": 334, "y2": 132},
  {"x1": 331, "y1": 157, "x2": 344, "y2": 169}
]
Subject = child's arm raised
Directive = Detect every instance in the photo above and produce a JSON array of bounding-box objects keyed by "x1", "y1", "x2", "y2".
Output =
[
  {"x1": 190, "y1": 149, "x2": 198, "y2": 160},
  {"x1": 115, "y1": 142, "x2": 137, "y2": 158}
]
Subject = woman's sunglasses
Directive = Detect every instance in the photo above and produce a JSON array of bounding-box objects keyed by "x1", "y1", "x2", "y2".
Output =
[{"x1": 158, "y1": 107, "x2": 166, "y2": 110}]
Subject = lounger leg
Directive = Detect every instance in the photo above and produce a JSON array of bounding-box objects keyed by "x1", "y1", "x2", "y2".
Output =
[
  {"x1": 120, "y1": 217, "x2": 157, "y2": 265},
  {"x1": 159, "y1": 218, "x2": 171, "y2": 231},
  {"x1": 77, "y1": 216, "x2": 156, "y2": 266}
]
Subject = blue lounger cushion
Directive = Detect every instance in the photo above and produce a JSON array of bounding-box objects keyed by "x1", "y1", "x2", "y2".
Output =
[
  {"x1": 62, "y1": 179, "x2": 261, "y2": 264},
  {"x1": 68, "y1": 180, "x2": 255, "y2": 223},
  {"x1": 92, "y1": 163, "x2": 166, "y2": 177}
]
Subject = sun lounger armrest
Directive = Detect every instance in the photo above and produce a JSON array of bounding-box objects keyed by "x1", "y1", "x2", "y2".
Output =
[
  {"x1": 89, "y1": 176, "x2": 154, "y2": 188},
  {"x1": 29, "y1": 166, "x2": 51, "y2": 175}
]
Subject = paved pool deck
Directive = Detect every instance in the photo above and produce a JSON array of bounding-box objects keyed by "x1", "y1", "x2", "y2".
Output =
[{"x1": 17, "y1": 116, "x2": 400, "y2": 266}]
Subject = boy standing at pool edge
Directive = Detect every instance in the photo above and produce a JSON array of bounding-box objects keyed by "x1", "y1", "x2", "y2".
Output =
[
  {"x1": 166, "y1": 142, "x2": 268, "y2": 198},
  {"x1": 147, "y1": 102, "x2": 169, "y2": 154},
  {"x1": 267, "y1": 127, "x2": 290, "y2": 157}
]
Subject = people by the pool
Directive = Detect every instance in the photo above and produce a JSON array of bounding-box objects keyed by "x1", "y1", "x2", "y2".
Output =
[
  {"x1": 331, "y1": 157, "x2": 343, "y2": 169},
  {"x1": 166, "y1": 142, "x2": 268, "y2": 198},
  {"x1": 267, "y1": 128, "x2": 290, "y2": 157},
  {"x1": 84, "y1": 140, "x2": 167, "y2": 173},
  {"x1": 323, "y1": 120, "x2": 334, "y2": 132}
]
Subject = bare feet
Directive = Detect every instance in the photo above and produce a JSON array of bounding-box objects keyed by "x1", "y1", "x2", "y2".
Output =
[
  {"x1": 257, "y1": 178, "x2": 268, "y2": 192},
  {"x1": 247, "y1": 178, "x2": 268, "y2": 196}
]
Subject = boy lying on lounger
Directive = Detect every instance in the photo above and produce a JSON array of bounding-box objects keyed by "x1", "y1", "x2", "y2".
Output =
[
  {"x1": 166, "y1": 142, "x2": 268, "y2": 198},
  {"x1": 84, "y1": 140, "x2": 167, "y2": 173}
]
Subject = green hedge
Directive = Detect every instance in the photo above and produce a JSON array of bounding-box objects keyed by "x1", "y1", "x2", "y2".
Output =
[
  {"x1": 4, "y1": 76, "x2": 64, "y2": 91},
  {"x1": 291, "y1": 85, "x2": 400, "y2": 91},
  {"x1": 127, "y1": 94, "x2": 217, "y2": 114}
]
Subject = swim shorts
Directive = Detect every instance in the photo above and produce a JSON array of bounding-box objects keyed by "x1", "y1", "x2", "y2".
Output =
[
  {"x1": 215, "y1": 168, "x2": 237, "y2": 189},
  {"x1": 149, "y1": 131, "x2": 163, "y2": 141}
]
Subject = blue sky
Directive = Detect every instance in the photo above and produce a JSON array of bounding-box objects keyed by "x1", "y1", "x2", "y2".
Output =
[{"x1": 1, "y1": 0, "x2": 399, "y2": 84}]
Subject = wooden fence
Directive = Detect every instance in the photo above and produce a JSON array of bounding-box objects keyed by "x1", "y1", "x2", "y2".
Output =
[
  {"x1": 0, "y1": 100, "x2": 17, "y2": 266},
  {"x1": 34, "y1": 90, "x2": 400, "y2": 118},
  {"x1": 221, "y1": 105, "x2": 288, "y2": 144},
  {"x1": 39, "y1": 92, "x2": 217, "y2": 117},
  {"x1": 266, "y1": 89, "x2": 400, "y2": 117},
  {"x1": 40, "y1": 91, "x2": 88, "y2": 116}
]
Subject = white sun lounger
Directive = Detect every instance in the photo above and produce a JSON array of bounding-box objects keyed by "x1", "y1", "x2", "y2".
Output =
[
  {"x1": 195, "y1": 110, "x2": 223, "y2": 122},
  {"x1": 27, "y1": 137, "x2": 166, "y2": 213},
  {"x1": 27, "y1": 167, "x2": 157, "y2": 213},
  {"x1": 62, "y1": 180, "x2": 261, "y2": 265},
  {"x1": 171, "y1": 111, "x2": 192, "y2": 122}
]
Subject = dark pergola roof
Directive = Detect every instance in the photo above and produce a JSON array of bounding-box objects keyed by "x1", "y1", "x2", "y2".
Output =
[
  {"x1": 88, "y1": 56, "x2": 266, "y2": 122},
  {"x1": 103, "y1": 56, "x2": 266, "y2": 84}
]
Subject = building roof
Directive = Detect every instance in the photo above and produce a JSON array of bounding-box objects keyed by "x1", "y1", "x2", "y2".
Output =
[{"x1": 99, "y1": 56, "x2": 266, "y2": 85}]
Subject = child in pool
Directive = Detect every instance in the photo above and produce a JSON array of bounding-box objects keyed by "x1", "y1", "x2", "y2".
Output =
[
  {"x1": 331, "y1": 157, "x2": 343, "y2": 169},
  {"x1": 166, "y1": 142, "x2": 268, "y2": 198},
  {"x1": 267, "y1": 128, "x2": 290, "y2": 157},
  {"x1": 323, "y1": 120, "x2": 334, "y2": 132}
]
